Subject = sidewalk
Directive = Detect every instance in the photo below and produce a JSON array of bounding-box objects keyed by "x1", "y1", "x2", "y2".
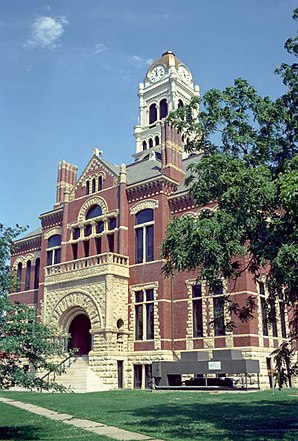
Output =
[{"x1": 0, "y1": 396, "x2": 164, "y2": 441}]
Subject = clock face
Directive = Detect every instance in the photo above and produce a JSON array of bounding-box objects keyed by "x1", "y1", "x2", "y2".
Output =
[
  {"x1": 150, "y1": 65, "x2": 165, "y2": 83},
  {"x1": 178, "y1": 66, "x2": 191, "y2": 84}
]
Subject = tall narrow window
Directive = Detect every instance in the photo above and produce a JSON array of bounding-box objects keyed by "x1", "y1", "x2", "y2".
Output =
[
  {"x1": 278, "y1": 289, "x2": 287, "y2": 339},
  {"x1": 148, "y1": 138, "x2": 153, "y2": 148},
  {"x1": 192, "y1": 284, "x2": 203, "y2": 337},
  {"x1": 142, "y1": 140, "x2": 147, "y2": 150},
  {"x1": 178, "y1": 99, "x2": 184, "y2": 108},
  {"x1": 135, "y1": 288, "x2": 154, "y2": 340},
  {"x1": 25, "y1": 260, "x2": 31, "y2": 290},
  {"x1": 155, "y1": 136, "x2": 160, "y2": 146},
  {"x1": 149, "y1": 103, "x2": 157, "y2": 124},
  {"x1": 46, "y1": 235, "x2": 61, "y2": 266},
  {"x1": 108, "y1": 234, "x2": 114, "y2": 252},
  {"x1": 212, "y1": 284, "x2": 225, "y2": 336},
  {"x1": 16, "y1": 262, "x2": 22, "y2": 292},
  {"x1": 86, "y1": 181, "x2": 90, "y2": 195},
  {"x1": 159, "y1": 99, "x2": 168, "y2": 119},
  {"x1": 98, "y1": 176, "x2": 103, "y2": 191},
  {"x1": 73, "y1": 227, "x2": 80, "y2": 240},
  {"x1": 84, "y1": 224, "x2": 92, "y2": 237},
  {"x1": 259, "y1": 282, "x2": 268, "y2": 336},
  {"x1": 83, "y1": 240, "x2": 89, "y2": 257},
  {"x1": 95, "y1": 237, "x2": 101, "y2": 254},
  {"x1": 134, "y1": 365, "x2": 142, "y2": 389},
  {"x1": 269, "y1": 292, "x2": 278, "y2": 337},
  {"x1": 92, "y1": 178, "x2": 96, "y2": 193},
  {"x1": 135, "y1": 209, "x2": 154, "y2": 263},
  {"x1": 72, "y1": 243, "x2": 78, "y2": 260},
  {"x1": 34, "y1": 258, "x2": 40, "y2": 289}
]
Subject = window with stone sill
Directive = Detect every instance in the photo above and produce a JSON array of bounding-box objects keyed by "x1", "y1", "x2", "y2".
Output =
[
  {"x1": 135, "y1": 288, "x2": 154, "y2": 341},
  {"x1": 16, "y1": 262, "x2": 22, "y2": 292},
  {"x1": 192, "y1": 284, "x2": 203, "y2": 337},
  {"x1": 34, "y1": 258, "x2": 40, "y2": 289},
  {"x1": 25, "y1": 260, "x2": 31, "y2": 291},
  {"x1": 211, "y1": 283, "x2": 225, "y2": 337},
  {"x1": 135, "y1": 209, "x2": 154, "y2": 264},
  {"x1": 258, "y1": 282, "x2": 268, "y2": 337},
  {"x1": 46, "y1": 234, "x2": 61, "y2": 266}
]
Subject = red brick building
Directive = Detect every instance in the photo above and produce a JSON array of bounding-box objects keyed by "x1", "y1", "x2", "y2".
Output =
[{"x1": 10, "y1": 52, "x2": 289, "y2": 389}]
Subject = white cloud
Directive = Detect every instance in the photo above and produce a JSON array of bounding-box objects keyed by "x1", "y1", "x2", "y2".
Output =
[
  {"x1": 94, "y1": 43, "x2": 107, "y2": 54},
  {"x1": 24, "y1": 16, "x2": 68, "y2": 49},
  {"x1": 129, "y1": 55, "x2": 153, "y2": 69}
]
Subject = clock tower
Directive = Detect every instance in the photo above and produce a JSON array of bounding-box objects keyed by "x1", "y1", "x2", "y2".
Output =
[{"x1": 134, "y1": 50, "x2": 200, "y2": 159}]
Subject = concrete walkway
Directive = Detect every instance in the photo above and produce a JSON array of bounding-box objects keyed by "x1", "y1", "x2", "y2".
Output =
[{"x1": 0, "y1": 396, "x2": 164, "y2": 441}]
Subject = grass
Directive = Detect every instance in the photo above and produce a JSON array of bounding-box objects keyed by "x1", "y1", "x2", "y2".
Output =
[
  {"x1": 0, "y1": 401, "x2": 111, "y2": 441},
  {"x1": 0, "y1": 388, "x2": 297, "y2": 441}
]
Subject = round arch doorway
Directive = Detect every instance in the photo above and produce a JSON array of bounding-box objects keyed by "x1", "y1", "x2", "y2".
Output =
[{"x1": 68, "y1": 313, "x2": 92, "y2": 356}]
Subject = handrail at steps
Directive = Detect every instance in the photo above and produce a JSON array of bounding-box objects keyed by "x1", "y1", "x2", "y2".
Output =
[{"x1": 39, "y1": 351, "x2": 78, "y2": 391}]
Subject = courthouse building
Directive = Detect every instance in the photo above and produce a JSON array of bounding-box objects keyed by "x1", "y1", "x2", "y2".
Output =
[{"x1": 10, "y1": 51, "x2": 289, "y2": 389}]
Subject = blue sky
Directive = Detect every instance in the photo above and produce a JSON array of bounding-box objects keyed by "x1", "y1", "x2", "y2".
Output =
[{"x1": 1, "y1": 0, "x2": 296, "y2": 233}]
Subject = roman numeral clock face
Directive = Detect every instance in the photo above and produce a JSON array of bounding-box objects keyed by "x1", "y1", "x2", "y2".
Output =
[{"x1": 150, "y1": 65, "x2": 165, "y2": 83}]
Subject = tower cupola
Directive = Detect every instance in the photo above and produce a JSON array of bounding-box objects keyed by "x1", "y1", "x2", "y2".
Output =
[{"x1": 133, "y1": 51, "x2": 200, "y2": 160}]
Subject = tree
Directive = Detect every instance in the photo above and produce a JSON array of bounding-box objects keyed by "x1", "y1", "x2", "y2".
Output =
[
  {"x1": 161, "y1": 10, "x2": 298, "y2": 386},
  {"x1": 0, "y1": 224, "x2": 69, "y2": 392}
]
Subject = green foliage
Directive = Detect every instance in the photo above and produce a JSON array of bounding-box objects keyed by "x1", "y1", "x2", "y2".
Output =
[
  {"x1": 0, "y1": 223, "x2": 27, "y2": 296},
  {"x1": 0, "y1": 299, "x2": 68, "y2": 392},
  {"x1": 162, "y1": 9, "x2": 298, "y2": 387},
  {"x1": 0, "y1": 225, "x2": 68, "y2": 392}
]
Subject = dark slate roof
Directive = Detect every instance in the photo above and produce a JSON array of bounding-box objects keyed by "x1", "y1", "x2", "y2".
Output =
[
  {"x1": 17, "y1": 227, "x2": 42, "y2": 242},
  {"x1": 174, "y1": 153, "x2": 202, "y2": 195},
  {"x1": 101, "y1": 158, "x2": 120, "y2": 176},
  {"x1": 126, "y1": 159, "x2": 162, "y2": 185}
]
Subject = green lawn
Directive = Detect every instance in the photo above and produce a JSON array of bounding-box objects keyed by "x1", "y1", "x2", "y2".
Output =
[
  {"x1": 0, "y1": 401, "x2": 111, "y2": 441},
  {"x1": 0, "y1": 389, "x2": 297, "y2": 441}
]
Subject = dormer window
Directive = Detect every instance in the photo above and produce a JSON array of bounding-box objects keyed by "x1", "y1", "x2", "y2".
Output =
[{"x1": 149, "y1": 103, "x2": 157, "y2": 124}]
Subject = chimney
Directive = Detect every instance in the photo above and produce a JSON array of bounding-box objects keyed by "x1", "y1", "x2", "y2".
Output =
[
  {"x1": 161, "y1": 122, "x2": 184, "y2": 183},
  {"x1": 55, "y1": 160, "x2": 78, "y2": 207}
]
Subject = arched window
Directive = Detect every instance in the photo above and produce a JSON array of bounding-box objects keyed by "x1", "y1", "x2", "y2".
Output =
[
  {"x1": 135, "y1": 209, "x2": 154, "y2": 263},
  {"x1": 25, "y1": 260, "x2": 31, "y2": 290},
  {"x1": 98, "y1": 176, "x2": 103, "y2": 191},
  {"x1": 86, "y1": 181, "x2": 90, "y2": 195},
  {"x1": 47, "y1": 235, "x2": 61, "y2": 266},
  {"x1": 16, "y1": 262, "x2": 22, "y2": 292},
  {"x1": 149, "y1": 103, "x2": 157, "y2": 124},
  {"x1": 86, "y1": 205, "x2": 102, "y2": 219},
  {"x1": 92, "y1": 178, "x2": 96, "y2": 193},
  {"x1": 34, "y1": 258, "x2": 40, "y2": 289},
  {"x1": 178, "y1": 99, "x2": 184, "y2": 108},
  {"x1": 142, "y1": 140, "x2": 147, "y2": 150},
  {"x1": 155, "y1": 136, "x2": 160, "y2": 146},
  {"x1": 148, "y1": 138, "x2": 153, "y2": 148},
  {"x1": 159, "y1": 99, "x2": 168, "y2": 119}
]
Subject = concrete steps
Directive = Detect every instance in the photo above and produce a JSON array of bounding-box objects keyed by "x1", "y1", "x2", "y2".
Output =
[{"x1": 53, "y1": 356, "x2": 106, "y2": 393}]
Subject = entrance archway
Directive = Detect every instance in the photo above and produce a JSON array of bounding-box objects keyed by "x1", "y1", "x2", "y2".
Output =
[{"x1": 68, "y1": 314, "x2": 91, "y2": 356}]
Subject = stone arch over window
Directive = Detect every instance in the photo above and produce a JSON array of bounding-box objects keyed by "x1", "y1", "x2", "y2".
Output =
[
  {"x1": 130, "y1": 199, "x2": 159, "y2": 215},
  {"x1": 159, "y1": 98, "x2": 168, "y2": 119},
  {"x1": 149, "y1": 103, "x2": 157, "y2": 124},
  {"x1": 142, "y1": 140, "x2": 147, "y2": 150},
  {"x1": 178, "y1": 99, "x2": 184, "y2": 108},
  {"x1": 148, "y1": 138, "x2": 153, "y2": 148},
  {"x1": 155, "y1": 135, "x2": 160, "y2": 146},
  {"x1": 44, "y1": 227, "x2": 62, "y2": 240},
  {"x1": 50, "y1": 291, "x2": 102, "y2": 330},
  {"x1": 78, "y1": 197, "x2": 108, "y2": 222},
  {"x1": 86, "y1": 204, "x2": 102, "y2": 220}
]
